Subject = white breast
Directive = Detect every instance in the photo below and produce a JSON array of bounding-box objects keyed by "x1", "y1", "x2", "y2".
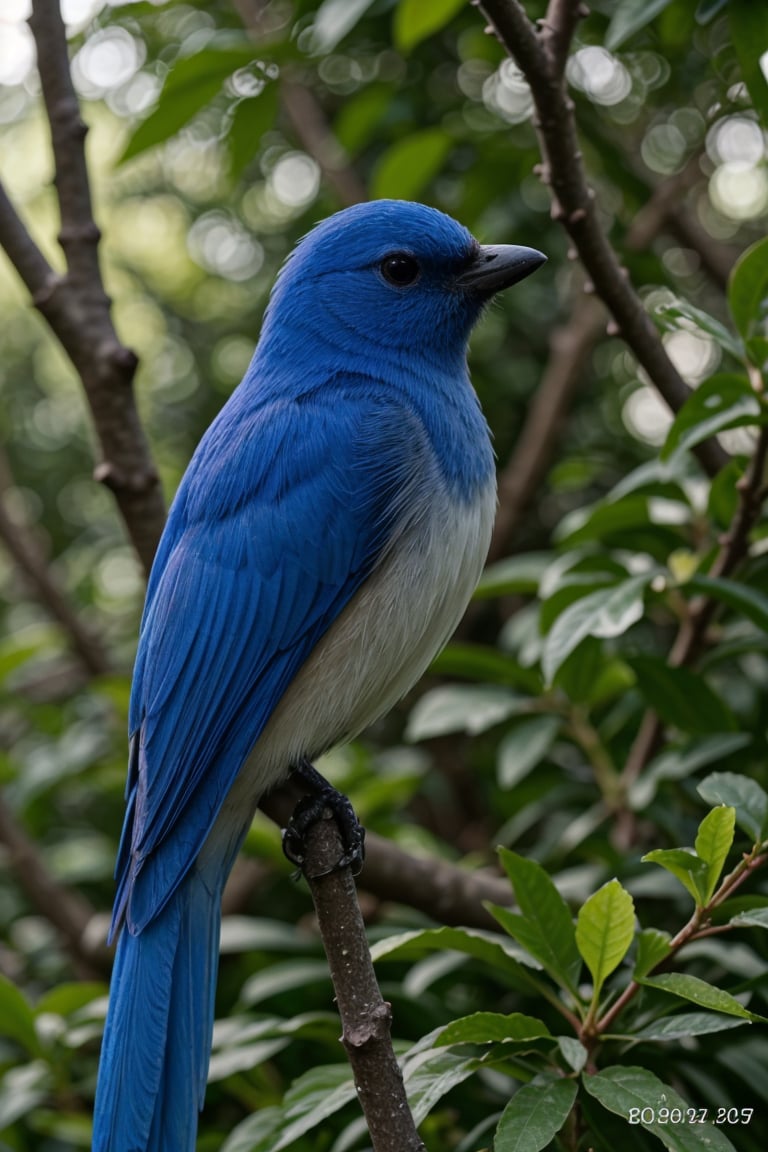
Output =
[{"x1": 240, "y1": 471, "x2": 497, "y2": 796}]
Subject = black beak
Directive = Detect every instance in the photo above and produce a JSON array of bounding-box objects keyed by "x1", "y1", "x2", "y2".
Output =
[{"x1": 456, "y1": 244, "x2": 547, "y2": 295}]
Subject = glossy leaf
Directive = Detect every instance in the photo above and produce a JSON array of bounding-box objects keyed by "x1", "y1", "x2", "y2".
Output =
[
  {"x1": 642, "y1": 847, "x2": 709, "y2": 905},
  {"x1": 633, "y1": 928, "x2": 672, "y2": 979},
  {"x1": 605, "y1": 0, "x2": 676, "y2": 49},
  {"x1": 731, "y1": 907, "x2": 768, "y2": 929},
  {"x1": 541, "y1": 574, "x2": 649, "y2": 686},
  {"x1": 497, "y1": 715, "x2": 560, "y2": 789},
  {"x1": 686, "y1": 573, "x2": 768, "y2": 633},
  {"x1": 576, "y1": 880, "x2": 635, "y2": 999},
  {"x1": 495, "y1": 1078, "x2": 578, "y2": 1152},
  {"x1": 120, "y1": 46, "x2": 261, "y2": 163},
  {"x1": 640, "y1": 972, "x2": 765, "y2": 1021},
  {"x1": 694, "y1": 805, "x2": 736, "y2": 902},
  {"x1": 661, "y1": 373, "x2": 762, "y2": 462},
  {"x1": 655, "y1": 298, "x2": 743, "y2": 360},
  {"x1": 476, "y1": 552, "x2": 552, "y2": 597},
  {"x1": 584, "y1": 1066, "x2": 737, "y2": 1150},
  {"x1": 495, "y1": 849, "x2": 581, "y2": 994},
  {"x1": 404, "y1": 1048, "x2": 484, "y2": 1125},
  {"x1": 698, "y1": 771, "x2": 768, "y2": 842},
  {"x1": 629, "y1": 733, "x2": 751, "y2": 809},
  {"x1": 405, "y1": 684, "x2": 527, "y2": 740},
  {"x1": 633, "y1": 1011, "x2": 748, "y2": 1040},
  {"x1": 438, "y1": 1011, "x2": 551, "y2": 1045}
]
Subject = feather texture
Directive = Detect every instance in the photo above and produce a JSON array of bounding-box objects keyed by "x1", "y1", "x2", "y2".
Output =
[{"x1": 93, "y1": 199, "x2": 544, "y2": 1150}]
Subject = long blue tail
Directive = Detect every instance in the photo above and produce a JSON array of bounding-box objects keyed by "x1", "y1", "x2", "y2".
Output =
[{"x1": 92, "y1": 871, "x2": 221, "y2": 1152}]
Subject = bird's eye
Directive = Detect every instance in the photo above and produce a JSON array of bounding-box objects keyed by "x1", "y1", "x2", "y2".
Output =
[{"x1": 380, "y1": 253, "x2": 420, "y2": 287}]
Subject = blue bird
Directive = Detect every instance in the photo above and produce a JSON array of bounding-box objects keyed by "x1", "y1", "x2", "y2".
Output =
[{"x1": 92, "y1": 199, "x2": 545, "y2": 1151}]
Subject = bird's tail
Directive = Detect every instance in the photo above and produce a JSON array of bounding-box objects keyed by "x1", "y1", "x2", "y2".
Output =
[{"x1": 92, "y1": 870, "x2": 222, "y2": 1152}]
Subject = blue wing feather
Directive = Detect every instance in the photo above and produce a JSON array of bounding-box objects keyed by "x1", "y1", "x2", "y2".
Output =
[{"x1": 114, "y1": 381, "x2": 426, "y2": 936}]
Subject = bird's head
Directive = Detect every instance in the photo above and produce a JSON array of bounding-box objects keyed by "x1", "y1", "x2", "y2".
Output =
[{"x1": 257, "y1": 200, "x2": 545, "y2": 377}]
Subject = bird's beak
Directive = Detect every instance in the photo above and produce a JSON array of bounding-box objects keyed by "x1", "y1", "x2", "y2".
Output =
[{"x1": 456, "y1": 244, "x2": 547, "y2": 295}]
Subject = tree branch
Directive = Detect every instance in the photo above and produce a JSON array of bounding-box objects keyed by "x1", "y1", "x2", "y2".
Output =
[
  {"x1": 259, "y1": 785, "x2": 509, "y2": 929},
  {"x1": 302, "y1": 813, "x2": 425, "y2": 1152},
  {"x1": 477, "y1": 0, "x2": 730, "y2": 477},
  {"x1": 0, "y1": 0, "x2": 166, "y2": 577}
]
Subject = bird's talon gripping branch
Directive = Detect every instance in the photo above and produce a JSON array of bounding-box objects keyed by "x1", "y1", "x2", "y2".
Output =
[{"x1": 283, "y1": 759, "x2": 366, "y2": 877}]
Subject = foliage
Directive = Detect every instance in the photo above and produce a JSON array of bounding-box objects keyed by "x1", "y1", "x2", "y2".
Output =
[{"x1": 1, "y1": 0, "x2": 768, "y2": 1150}]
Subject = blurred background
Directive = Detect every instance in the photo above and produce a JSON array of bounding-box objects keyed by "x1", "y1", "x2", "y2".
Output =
[{"x1": 1, "y1": 1, "x2": 768, "y2": 1149}]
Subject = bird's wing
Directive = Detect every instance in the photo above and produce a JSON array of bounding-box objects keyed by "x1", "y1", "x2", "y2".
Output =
[{"x1": 114, "y1": 384, "x2": 429, "y2": 935}]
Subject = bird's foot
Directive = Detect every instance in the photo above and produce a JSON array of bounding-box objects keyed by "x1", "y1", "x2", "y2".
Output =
[{"x1": 282, "y1": 758, "x2": 366, "y2": 879}]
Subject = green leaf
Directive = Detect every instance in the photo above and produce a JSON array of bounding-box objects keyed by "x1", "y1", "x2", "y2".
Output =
[
  {"x1": 431, "y1": 644, "x2": 539, "y2": 692},
  {"x1": 497, "y1": 715, "x2": 560, "y2": 790},
  {"x1": 495, "y1": 850, "x2": 582, "y2": 994},
  {"x1": 405, "y1": 684, "x2": 526, "y2": 740},
  {"x1": 633, "y1": 928, "x2": 672, "y2": 978},
  {"x1": 494, "y1": 1078, "x2": 578, "y2": 1152},
  {"x1": 730, "y1": 907, "x2": 768, "y2": 929},
  {"x1": 120, "y1": 46, "x2": 262, "y2": 163},
  {"x1": 370, "y1": 926, "x2": 544, "y2": 995},
  {"x1": 730, "y1": 3, "x2": 768, "y2": 132},
  {"x1": 476, "y1": 552, "x2": 552, "y2": 597},
  {"x1": 307, "y1": 0, "x2": 378, "y2": 54},
  {"x1": 694, "y1": 806, "x2": 736, "y2": 902},
  {"x1": 628, "y1": 657, "x2": 736, "y2": 734},
  {"x1": 371, "y1": 128, "x2": 452, "y2": 200},
  {"x1": 685, "y1": 573, "x2": 768, "y2": 633},
  {"x1": 394, "y1": 0, "x2": 467, "y2": 52},
  {"x1": 655, "y1": 298, "x2": 744, "y2": 360},
  {"x1": 641, "y1": 848, "x2": 710, "y2": 905},
  {"x1": 661, "y1": 373, "x2": 762, "y2": 462},
  {"x1": 541, "y1": 574, "x2": 649, "y2": 686},
  {"x1": 698, "y1": 771, "x2": 768, "y2": 842},
  {"x1": 437, "y1": 1011, "x2": 551, "y2": 1045},
  {"x1": 605, "y1": 0, "x2": 676, "y2": 50},
  {"x1": 728, "y1": 235, "x2": 768, "y2": 364},
  {"x1": 640, "y1": 972, "x2": 765, "y2": 1021},
  {"x1": 633, "y1": 1011, "x2": 749, "y2": 1040},
  {"x1": 270, "y1": 1065, "x2": 357, "y2": 1151},
  {"x1": 0, "y1": 974, "x2": 40, "y2": 1055},
  {"x1": 557, "y1": 1035, "x2": 588, "y2": 1072},
  {"x1": 583, "y1": 1065, "x2": 737, "y2": 1150},
  {"x1": 576, "y1": 880, "x2": 635, "y2": 1000},
  {"x1": 403, "y1": 1048, "x2": 484, "y2": 1125},
  {"x1": 226, "y1": 84, "x2": 280, "y2": 180},
  {"x1": 35, "y1": 982, "x2": 107, "y2": 1018},
  {"x1": 629, "y1": 733, "x2": 751, "y2": 809},
  {"x1": 0, "y1": 1062, "x2": 51, "y2": 1130}
]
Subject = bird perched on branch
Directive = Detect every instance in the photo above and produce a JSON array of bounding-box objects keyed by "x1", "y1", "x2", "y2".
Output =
[{"x1": 92, "y1": 198, "x2": 545, "y2": 1151}]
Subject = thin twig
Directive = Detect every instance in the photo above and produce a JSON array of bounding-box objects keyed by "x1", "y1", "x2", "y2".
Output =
[
  {"x1": 593, "y1": 844, "x2": 767, "y2": 1038},
  {"x1": 477, "y1": 0, "x2": 729, "y2": 477}
]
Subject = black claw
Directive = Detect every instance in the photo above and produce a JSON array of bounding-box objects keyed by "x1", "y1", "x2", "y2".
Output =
[{"x1": 282, "y1": 759, "x2": 366, "y2": 879}]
